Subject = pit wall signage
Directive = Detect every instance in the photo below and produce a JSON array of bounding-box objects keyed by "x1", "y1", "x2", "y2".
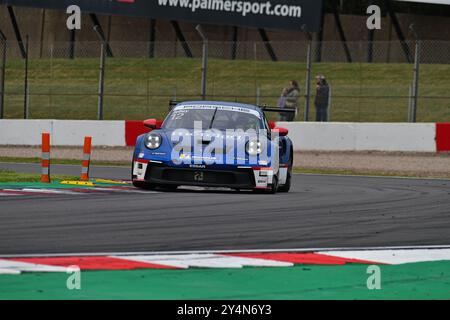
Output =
[{"x1": 0, "y1": 0, "x2": 324, "y2": 32}]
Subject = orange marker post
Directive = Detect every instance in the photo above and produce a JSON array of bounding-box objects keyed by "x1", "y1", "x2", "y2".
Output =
[
  {"x1": 41, "y1": 133, "x2": 51, "y2": 183},
  {"x1": 80, "y1": 136, "x2": 92, "y2": 181}
]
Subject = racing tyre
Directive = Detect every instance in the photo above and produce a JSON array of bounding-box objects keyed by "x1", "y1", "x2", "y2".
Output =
[
  {"x1": 132, "y1": 180, "x2": 157, "y2": 190},
  {"x1": 268, "y1": 175, "x2": 278, "y2": 194},
  {"x1": 160, "y1": 184, "x2": 178, "y2": 191},
  {"x1": 278, "y1": 170, "x2": 292, "y2": 193}
]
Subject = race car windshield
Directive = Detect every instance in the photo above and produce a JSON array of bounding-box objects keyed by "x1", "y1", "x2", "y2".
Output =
[{"x1": 164, "y1": 108, "x2": 262, "y2": 131}]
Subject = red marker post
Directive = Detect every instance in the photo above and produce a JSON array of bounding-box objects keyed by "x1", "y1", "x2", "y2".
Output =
[
  {"x1": 41, "y1": 133, "x2": 51, "y2": 183},
  {"x1": 80, "y1": 136, "x2": 92, "y2": 181}
]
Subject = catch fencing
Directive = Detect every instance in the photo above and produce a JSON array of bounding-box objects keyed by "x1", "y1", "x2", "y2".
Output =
[{"x1": 0, "y1": 39, "x2": 449, "y2": 122}]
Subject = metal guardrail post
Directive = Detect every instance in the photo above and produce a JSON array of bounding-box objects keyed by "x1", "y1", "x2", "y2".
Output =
[
  {"x1": 408, "y1": 83, "x2": 413, "y2": 122},
  {"x1": 94, "y1": 25, "x2": 107, "y2": 120},
  {"x1": 23, "y1": 35, "x2": 29, "y2": 119},
  {"x1": 0, "y1": 31, "x2": 6, "y2": 119},
  {"x1": 97, "y1": 43, "x2": 105, "y2": 120},
  {"x1": 196, "y1": 25, "x2": 208, "y2": 101},
  {"x1": 304, "y1": 41, "x2": 312, "y2": 122},
  {"x1": 327, "y1": 85, "x2": 332, "y2": 122},
  {"x1": 409, "y1": 24, "x2": 420, "y2": 123},
  {"x1": 256, "y1": 86, "x2": 261, "y2": 106},
  {"x1": 411, "y1": 41, "x2": 421, "y2": 123}
]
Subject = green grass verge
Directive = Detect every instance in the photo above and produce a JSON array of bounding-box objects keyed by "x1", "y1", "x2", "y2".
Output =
[
  {"x1": 0, "y1": 157, "x2": 129, "y2": 167},
  {"x1": 0, "y1": 261, "x2": 449, "y2": 299},
  {"x1": 0, "y1": 169, "x2": 78, "y2": 182},
  {"x1": 2, "y1": 58, "x2": 450, "y2": 122},
  {"x1": 1, "y1": 157, "x2": 448, "y2": 179}
]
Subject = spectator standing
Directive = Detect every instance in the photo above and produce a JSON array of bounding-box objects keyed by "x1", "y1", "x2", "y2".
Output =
[
  {"x1": 278, "y1": 80, "x2": 300, "y2": 122},
  {"x1": 315, "y1": 75, "x2": 330, "y2": 122}
]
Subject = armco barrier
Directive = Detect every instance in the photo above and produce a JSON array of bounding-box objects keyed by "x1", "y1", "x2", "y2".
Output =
[
  {"x1": 0, "y1": 120, "x2": 125, "y2": 147},
  {"x1": 0, "y1": 120, "x2": 53, "y2": 145},
  {"x1": 436, "y1": 123, "x2": 450, "y2": 153},
  {"x1": 125, "y1": 120, "x2": 164, "y2": 147},
  {"x1": 52, "y1": 120, "x2": 125, "y2": 147},
  {"x1": 278, "y1": 122, "x2": 437, "y2": 153},
  {"x1": 0, "y1": 120, "x2": 448, "y2": 153},
  {"x1": 125, "y1": 120, "x2": 151, "y2": 147},
  {"x1": 354, "y1": 123, "x2": 436, "y2": 152}
]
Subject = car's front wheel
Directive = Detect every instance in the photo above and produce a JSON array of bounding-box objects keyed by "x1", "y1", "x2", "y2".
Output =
[
  {"x1": 278, "y1": 170, "x2": 291, "y2": 193},
  {"x1": 160, "y1": 184, "x2": 178, "y2": 191},
  {"x1": 278, "y1": 155, "x2": 293, "y2": 193},
  {"x1": 132, "y1": 180, "x2": 157, "y2": 190},
  {"x1": 268, "y1": 175, "x2": 278, "y2": 194}
]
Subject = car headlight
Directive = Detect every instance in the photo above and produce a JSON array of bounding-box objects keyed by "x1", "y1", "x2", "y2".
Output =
[
  {"x1": 145, "y1": 133, "x2": 162, "y2": 149},
  {"x1": 246, "y1": 140, "x2": 263, "y2": 155}
]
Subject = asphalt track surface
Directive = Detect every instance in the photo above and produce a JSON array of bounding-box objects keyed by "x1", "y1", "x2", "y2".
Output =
[{"x1": 1, "y1": 163, "x2": 450, "y2": 255}]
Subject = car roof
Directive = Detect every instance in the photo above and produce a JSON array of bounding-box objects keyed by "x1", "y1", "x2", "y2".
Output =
[{"x1": 176, "y1": 101, "x2": 262, "y2": 113}]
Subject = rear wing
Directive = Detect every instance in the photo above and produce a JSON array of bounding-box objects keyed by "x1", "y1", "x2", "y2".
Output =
[
  {"x1": 169, "y1": 100, "x2": 296, "y2": 114},
  {"x1": 169, "y1": 100, "x2": 179, "y2": 111},
  {"x1": 259, "y1": 106, "x2": 296, "y2": 114}
]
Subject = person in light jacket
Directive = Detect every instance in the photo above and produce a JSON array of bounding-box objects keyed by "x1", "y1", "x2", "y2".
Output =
[{"x1": 278, "y1": 80, "x2": 300, "y2": 122}]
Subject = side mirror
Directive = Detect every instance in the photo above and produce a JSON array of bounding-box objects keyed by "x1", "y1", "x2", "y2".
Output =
[
  {"x1": 143, "y1": 119, "x2": 162, "y2": 130},
  {"x1": 274, "y1": 127, "x2": 289, "y2": 137}
]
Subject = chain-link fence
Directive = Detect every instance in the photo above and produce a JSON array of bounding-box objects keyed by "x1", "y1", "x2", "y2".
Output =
[{"x1": 0, "y1": 40, "x2": 449, "y2": 122}]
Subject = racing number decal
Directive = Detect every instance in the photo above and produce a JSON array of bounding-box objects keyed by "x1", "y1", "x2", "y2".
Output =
[{"x1": 194, "y1": 171, "x2": 204, "y2": 182}]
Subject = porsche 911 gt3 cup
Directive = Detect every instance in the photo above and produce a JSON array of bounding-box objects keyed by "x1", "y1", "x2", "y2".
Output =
[{"x1": 132, "y1": 101, "x2": 294, "y2": 193}]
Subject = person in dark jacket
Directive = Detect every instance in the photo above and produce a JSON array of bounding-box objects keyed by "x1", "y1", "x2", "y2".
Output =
[
  {"x1": 278, "y1": 80, "x2": 300, "y2": 122},
  {"x1": 314, "y1": 75, "x2": 330, "y2": 122}
]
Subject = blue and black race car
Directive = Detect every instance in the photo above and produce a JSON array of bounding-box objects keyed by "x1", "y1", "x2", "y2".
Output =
[{"x1": 132, "y1": 101, "x2": 294, "y2": 193}]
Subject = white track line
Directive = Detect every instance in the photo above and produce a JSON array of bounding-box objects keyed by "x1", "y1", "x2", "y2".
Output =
[
  {"x1": 91, "y1": 187, "x2": 159, "y2": 194},
  {"x1": 3, "y1": 245, "x2": 450, "y2": 258},
  {"x1": 294, "y1": 172, "x2": 450, "y2": 181},
  {"x1": 0, "y1": 187, "x2": 157, "y2": 196},
  {"x1": 1, "y1": 188, "x2": 75, "y2": 196},
  {"x1": 21, "y1": 188, "x2": 82, "y2": 195}
]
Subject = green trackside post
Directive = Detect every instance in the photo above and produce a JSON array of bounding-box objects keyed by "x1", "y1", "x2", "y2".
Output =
[{"x1": 1, "y1": 261, "x2": 450, "y2": 300}]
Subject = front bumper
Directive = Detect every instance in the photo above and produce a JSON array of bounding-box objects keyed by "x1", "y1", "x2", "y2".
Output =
[{"x1": 132, "y1": 160, "x2": 275, "y2": 189}]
